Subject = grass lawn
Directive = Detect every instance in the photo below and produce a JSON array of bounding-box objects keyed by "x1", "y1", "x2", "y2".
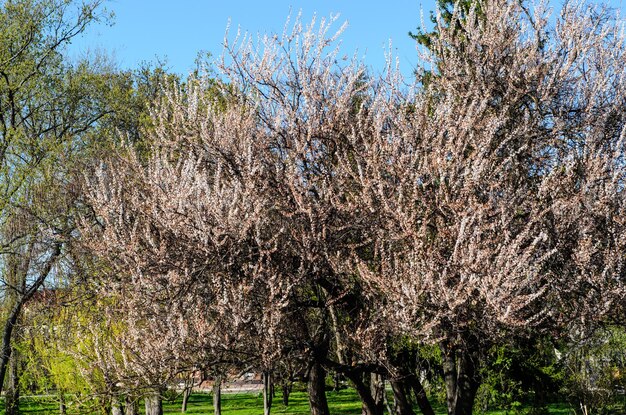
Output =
[
  {"x1": 3, "y1": 389, "x2": 580, "y2": 415},
  {"x1": 170, "y1": 390, "x2": 575, "y2": 415}
]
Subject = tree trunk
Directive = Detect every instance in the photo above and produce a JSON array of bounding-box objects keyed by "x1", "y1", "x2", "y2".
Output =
[
  {"x1": 405, "y1": 380, "x2": 414, "y2": 406},
  {"x1": 383, "y1": 380, "x2": 394, "y2": 415},
  {"x1": 181, "y1": 386, "x2": 191, "y2": 412},
  {"x1": 370, "y1": 373, "x2": 385, "y2": 415},
  {"x1": 125, "y1": 396, "x2": 138, "y2": 415},
  {"x1": 333, "y1": 372, "x2": 341, "y2": 391},
  {"x1": 5, "y1": 346, "x2": 20, "y2": 415},
  {"x1": 442, "y1": 346, "x2": 457, "y2": 415},
  {"x1": 144, "y1": 391, "x2": 163, "y2": 415},
  {"x1": 390, "y1": 379, "x2": 415, "y2": 415},
  {"x1": 263, "y1": 371, "x2": 273, "y2": 415},
  {"x1": 407, "y1": 375, "x2": 435, "y2": 415},
  {"x1": 307, "y1": 360, "x2": 330, "y2": 415},
  {"x1": 0, "y1": 242, "x2": 61, "y2": 396},
  {"x1": 111, "y1": 397, "x2": 123, "y2": 415},
  {"x1": 282, "y1": 382, "x2": 291, "y2": 407},
  {"x1": 347, "y1": 372, "x2": 384, "y2": 415},
  {"x1": 59, "y1": 392, "x2": 67, "y2": 415},
  {"x1": 212, "y1": 376, "x2": 222, "y2": 415},
  {"x1": 0, "y1": 300, "x2": 22, "y2": 400},
  {"x1": 455, "y1": 350, "x2": 480, "y2": 415},
  {"x1": 441, "y1": 345, "x2": 480, "y2": 415}
]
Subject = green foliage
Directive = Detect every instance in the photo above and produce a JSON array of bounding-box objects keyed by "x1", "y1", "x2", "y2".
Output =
[
  {"x1": 560, "y1": 327, "x2": 626, "y2": 414},
  {"x1": 0, "y1": 1, "x2": 119, "y2": 407},
  {"x1": 0, "y1": 0, "x2": 110, "y2": 198},
  {"x1": 409, "y1": 0, "x2": 484, "y2": 86},
  {"x1": 409, "y1": 0, "x2": 481, "y2": 49},
  {"x1": 89, "y1": 61, "x2": 181, "y2": 158},
  {"x1": 475, "y1": 339, "x2": 563, "y2": 414},
  {"x1": 0, "y1": 1, "x2": 185, "y2": 407},
  {"x1": 17, "y1": 287, "x2": 132, "y2": 413}
]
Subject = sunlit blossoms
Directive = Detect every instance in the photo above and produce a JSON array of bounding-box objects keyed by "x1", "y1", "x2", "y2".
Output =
[{"x1": 78, "y1": 1, "x2": 626, "y2": 414}]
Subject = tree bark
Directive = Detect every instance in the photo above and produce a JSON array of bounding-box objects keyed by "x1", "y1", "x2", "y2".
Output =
[
  {"x1": 454, "y1": 350, "x2": 480, "y2": 415},
  {"x1": 442, "y1": 346, "x2": 457, "y2": 415},
  {"x1": 282, "y1": 382, "x2": 291, "y2": 407},
  {"x1": 5, "y1": 346, "x2": 19, "y2": 415},
  {"x1": 144, "y1": 391, "x2": 163, "y2": 415},
  {"x1": 333, "y1": 372, "x2": 341, "y2": 391},
  {"x1": 263, "y1": 371, "x2": 273, "y2": 415},
  {"x1": 111, "y1": 397, "x2": 123, "y2": 415},
  {"x1": 125, "y1": 396, "x2": 139, "y2": 415},
  {"x1": 181, "y1": 385, "x2": 191, "y2": 412},
  {"x1": 307, "y1": 360, "x2": 330, "y2": 415},
  {"x1": 390, "y1": 379, "x2": 415, "y2": 415},
  {"x1": 370, "y1": 373, "x2": 385, "y2": 415},
  {"x1": 0, "y1": 302, "x2": 22, "y2": 400},
  {"x1": 212, "y1": 375, "x2": 222, "y2": 415},
  {"x1": 407, "y1": 375, "x2": 435, "y2": 415},
  {"x1": 0, "y1": 242, "x2": 61, "y2": 396},
  {"x1": 347, "y1": 372, "x2": 384, "y2": 415},
  {"x1": 383, "y1": 380, "x2": 394, "y2": 415},
  {"x1": 59, "y1": 392, "x2": 67, "y2": 415},
  {"x1": 441, "y1": 344, "x2": 480, "y2": 415}
]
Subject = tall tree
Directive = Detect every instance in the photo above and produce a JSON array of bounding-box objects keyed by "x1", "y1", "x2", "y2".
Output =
[
  {"x1": 80, "y1": 15, "x2": 393, "y2": 415},
  {"x1": 410, "y1": 0, "x2": 480, "y2": 49},
  {"x1": 341, "y1": 1, "x2": 626, "y2": 414},
  {"x1": 0, "y1": 0, "x2": 111, "y2": 398},
  {"x1": 80, "y1": 3, "x2": 626, "y2": 415}
]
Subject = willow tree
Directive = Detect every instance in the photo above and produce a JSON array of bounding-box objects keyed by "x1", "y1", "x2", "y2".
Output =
[{"x1": 0, "y1": 1, "x2": 116, "y2": 407}]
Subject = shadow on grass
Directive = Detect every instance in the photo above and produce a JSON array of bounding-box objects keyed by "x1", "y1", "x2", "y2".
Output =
[
  {"x1": 162, "y1": 389, "x2": 362, "y2": 415},
  {"x1": 1, "y1": 389, "x2": 590, "y2": 415}
]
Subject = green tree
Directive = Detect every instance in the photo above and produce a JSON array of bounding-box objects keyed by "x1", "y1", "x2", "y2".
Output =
[
  {"x1": 19, "y1": 284, "x2": 135, "y2": 415},
  {"x1": 410, "y1": 0, "x2": 483, "y2": 87},
  {"x1": 0, "y1": 0, "x2": 113, "y2": 406},
  {"x1": 410, "y1": 0, "x2": 480, "y2": 49}
]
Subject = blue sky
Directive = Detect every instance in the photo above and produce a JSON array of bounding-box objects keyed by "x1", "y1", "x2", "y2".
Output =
[
  {"x1": 67, "y1": 0, "x2": 625, "y2": 79},
  {"x1": 66, "y1": 0, "x2": 439, "y2": 78}
]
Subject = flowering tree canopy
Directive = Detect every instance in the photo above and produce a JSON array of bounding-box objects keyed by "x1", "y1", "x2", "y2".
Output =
[{"x1": 80, "y1": 1, "x2": 626, "y2": 414}]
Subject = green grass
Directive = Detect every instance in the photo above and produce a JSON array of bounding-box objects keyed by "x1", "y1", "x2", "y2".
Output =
[
  {"x1": 0, "y1": 390, "x2": 581, "y2": 415},
  {"x1": 164, "y1": 389, "x2": 362, "y2": 415},
  {"x1": 4, "y1": 396, "x2": 58, "y2": 414}
]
